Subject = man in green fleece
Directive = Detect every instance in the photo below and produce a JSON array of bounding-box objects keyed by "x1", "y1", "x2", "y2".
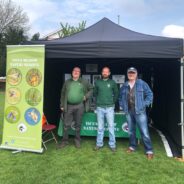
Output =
[
  {"x1": 58, "y1": 67, "x2": 93, "y2": 148},
  {"x1": 94, "y1": 67, "x2": 119, "y2": 152}
]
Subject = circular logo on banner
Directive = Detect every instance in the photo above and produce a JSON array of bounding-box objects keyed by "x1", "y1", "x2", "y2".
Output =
[
  {"x1": 18, "y1": 123, "x2": 27, "y2": 133},
  {"x1": 26, "y1": 68, "x2": 42, "y2": 87},
  {"x1": 6, "y1": 87, "x2": 21, "y2": 105},
  {"x1": 5, "y1": 106, "x2": 20, "y2": 124},
  {"x1": 122, "y1": 122, "x2": 129, "y2": 133},
  {"x1": 24, "y1": 108, "x2": 41, "y2": 126},
  {"x1": 25, "y1": 88, "x2": 42, "y2": 106},
  {"x1": 7, "y1": 68, "x2": 22, "y2": 86}
]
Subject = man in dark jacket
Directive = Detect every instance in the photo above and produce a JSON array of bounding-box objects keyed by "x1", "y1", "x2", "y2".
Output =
[
  {"x1": 119, "y1": 67, "x2": 154, "y2": 159},
  {"x1": 58, "y1": 67, "x2": 93, "y2": 148}
]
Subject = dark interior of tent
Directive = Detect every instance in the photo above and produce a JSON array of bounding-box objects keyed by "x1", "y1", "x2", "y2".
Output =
[{"x1": 43, "y1": 57, "x2": 181, "y2": 156}]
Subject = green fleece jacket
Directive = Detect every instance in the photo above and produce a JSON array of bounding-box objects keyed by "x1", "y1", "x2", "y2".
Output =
[
  {"x1": 94, "y1": 79, "x2": 119, "y2": 107},
  {"x1": 60, "y1": 78, "x2": 93, "y2": 112}
]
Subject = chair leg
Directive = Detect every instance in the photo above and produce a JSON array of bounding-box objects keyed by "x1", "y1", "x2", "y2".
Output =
[
  {"x1": 51, "y1": 131, "x2": 58, "y2": 144},
  {"x1": 42, "y1": 140, "x2": 47, "y2": 150},
  {"x1": 42, "y1": 129, "x2": 57, "y2": 150}
]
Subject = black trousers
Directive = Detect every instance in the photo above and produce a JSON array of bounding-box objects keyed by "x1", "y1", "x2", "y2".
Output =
[{"x1": 62, "y1": 103, "x2": 84, "y2": 142}]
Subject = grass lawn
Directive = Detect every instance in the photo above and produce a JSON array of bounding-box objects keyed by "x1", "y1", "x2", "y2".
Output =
[{"x1": 0, "y1": 88, "x2": 184, "y2": 184}]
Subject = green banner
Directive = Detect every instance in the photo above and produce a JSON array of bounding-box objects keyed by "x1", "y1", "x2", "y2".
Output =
[
  {"x1": 0, "y1": 45, "x2": 45, "y2": 153},
  {"x1": 58, "y1": 112, "x2": 141, "y2": 138}
]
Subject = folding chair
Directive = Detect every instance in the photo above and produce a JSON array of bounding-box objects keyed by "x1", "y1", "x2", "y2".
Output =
[{"x1": 42, "y1": 113, "x2": 58, "y2": 150}]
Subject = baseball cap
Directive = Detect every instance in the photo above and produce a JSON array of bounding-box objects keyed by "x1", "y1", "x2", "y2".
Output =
[{"x1": 127, "y1": 67, "x2": 137, "y2": 73}]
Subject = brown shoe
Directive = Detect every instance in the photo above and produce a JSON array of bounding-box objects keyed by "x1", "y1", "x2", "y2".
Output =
[
  {"x1": 146, "y1": 153, "x2": 154, "y2": 160},
  {"x1": 57, "y1": 142, "x2": 68, "y2": 149},
  {"x1": 126, "y1": 148, "x2": 134, "y2": 153},
  {"x1": 74, "y1": 139, "x2": 81, "y2": 148}
]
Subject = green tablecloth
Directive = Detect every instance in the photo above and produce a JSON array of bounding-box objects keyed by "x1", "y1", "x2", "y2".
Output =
[{"x1": 58, "y1": 112, "x2": 141, "y2": 138}]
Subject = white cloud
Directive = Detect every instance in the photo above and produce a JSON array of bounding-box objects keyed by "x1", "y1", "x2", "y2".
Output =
[
  {"x1": 12, "y1": 0, "x2": 153, "y2": 37},
  {"x1": 12, "y1": 0, "x2": 97, "y2": 37},
  {"x1": 162, "y1": 25, "x2": 184, "y2": 38},
  {"x1": 11, "y1": 1, "x2": 107, "y2": 37},
  {"x1": 11, "y1": 0, "x2": 184, "y2": 39},
  {"x1": 12, "y1": 0, "x2": 61, "y2": 36},
  {"x1": 113, "y1": 0, "x2": 150, "y2": 15},
  {"x1": 13, "y1": 0, "x2": 59, "y2": 23}
]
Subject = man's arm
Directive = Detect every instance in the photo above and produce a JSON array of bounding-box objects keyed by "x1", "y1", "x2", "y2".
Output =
[
  {"x1": 60, "y1": 82, "x2": 67, "y2": 110},
  {"x1": 119, "y1": 85, "x2": 124, "y2": 109},
  {"x1": 84, "y1": 81, "x2": 93, "y2": 100},
  {"x1": 93, "y1": 81, "x2": 98, "y2": 97},
  {"x1": 143, "y1": 81, "x2": 153, "y2": 106},
  {"x1": 113, "y1": 81, "x2": 119, "y2": 103}
]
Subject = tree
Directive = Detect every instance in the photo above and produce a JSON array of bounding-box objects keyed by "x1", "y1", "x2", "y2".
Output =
[
  {"x1": 58, "y1": 20, "x2": 86, "y2": 38},
  {"x1": 0, "y1": 0, "x2": 29, "y2": 35},
  {"x1": 31, "y1": 32, "x2": 40, "y2": 41},
  {"x1": 4, "y1": 26, "x2": 28, "y2": 44},
  {"x1": 0, "y1": 27, "x2": 28, "y2": 76},
  {"x1": 0, "y1": 0, "x2": 29, "y2": 76}
]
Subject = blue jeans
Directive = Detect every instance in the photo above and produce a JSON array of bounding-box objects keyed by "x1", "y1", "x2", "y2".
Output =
[
  {"x1": 96, "y1": 106, "x2": 116, "y2": 148},
  {"x1": 126, "y1": 110, "x2": 153, "y2": 154}
]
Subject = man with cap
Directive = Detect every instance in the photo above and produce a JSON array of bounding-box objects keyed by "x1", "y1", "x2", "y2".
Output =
[{"x1": 119, "y1": 67, "x2": 154, "y2": 159}]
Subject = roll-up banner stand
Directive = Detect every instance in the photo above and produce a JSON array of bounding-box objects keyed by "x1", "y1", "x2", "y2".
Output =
[{"x1": 0, "y1": 45, "x2": 45, "y2": 153}]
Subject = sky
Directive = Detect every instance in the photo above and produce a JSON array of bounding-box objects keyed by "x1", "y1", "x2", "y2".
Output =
[{"x1": 12, "y1": 0, "x2": 184, "y2": 39}]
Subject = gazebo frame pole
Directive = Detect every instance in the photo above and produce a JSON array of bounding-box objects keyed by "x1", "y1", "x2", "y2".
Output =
[{"x1": 180, "y1": 57, "x2": 184, "y2": 158}]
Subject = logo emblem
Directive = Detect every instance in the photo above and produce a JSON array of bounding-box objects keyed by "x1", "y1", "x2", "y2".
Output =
[
  {"x1": 18, "y1": 123, "x2": 27, "y2": 133},
  {"x1": 122, "y1": 122, "x2": 129, "y2": 133}
]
